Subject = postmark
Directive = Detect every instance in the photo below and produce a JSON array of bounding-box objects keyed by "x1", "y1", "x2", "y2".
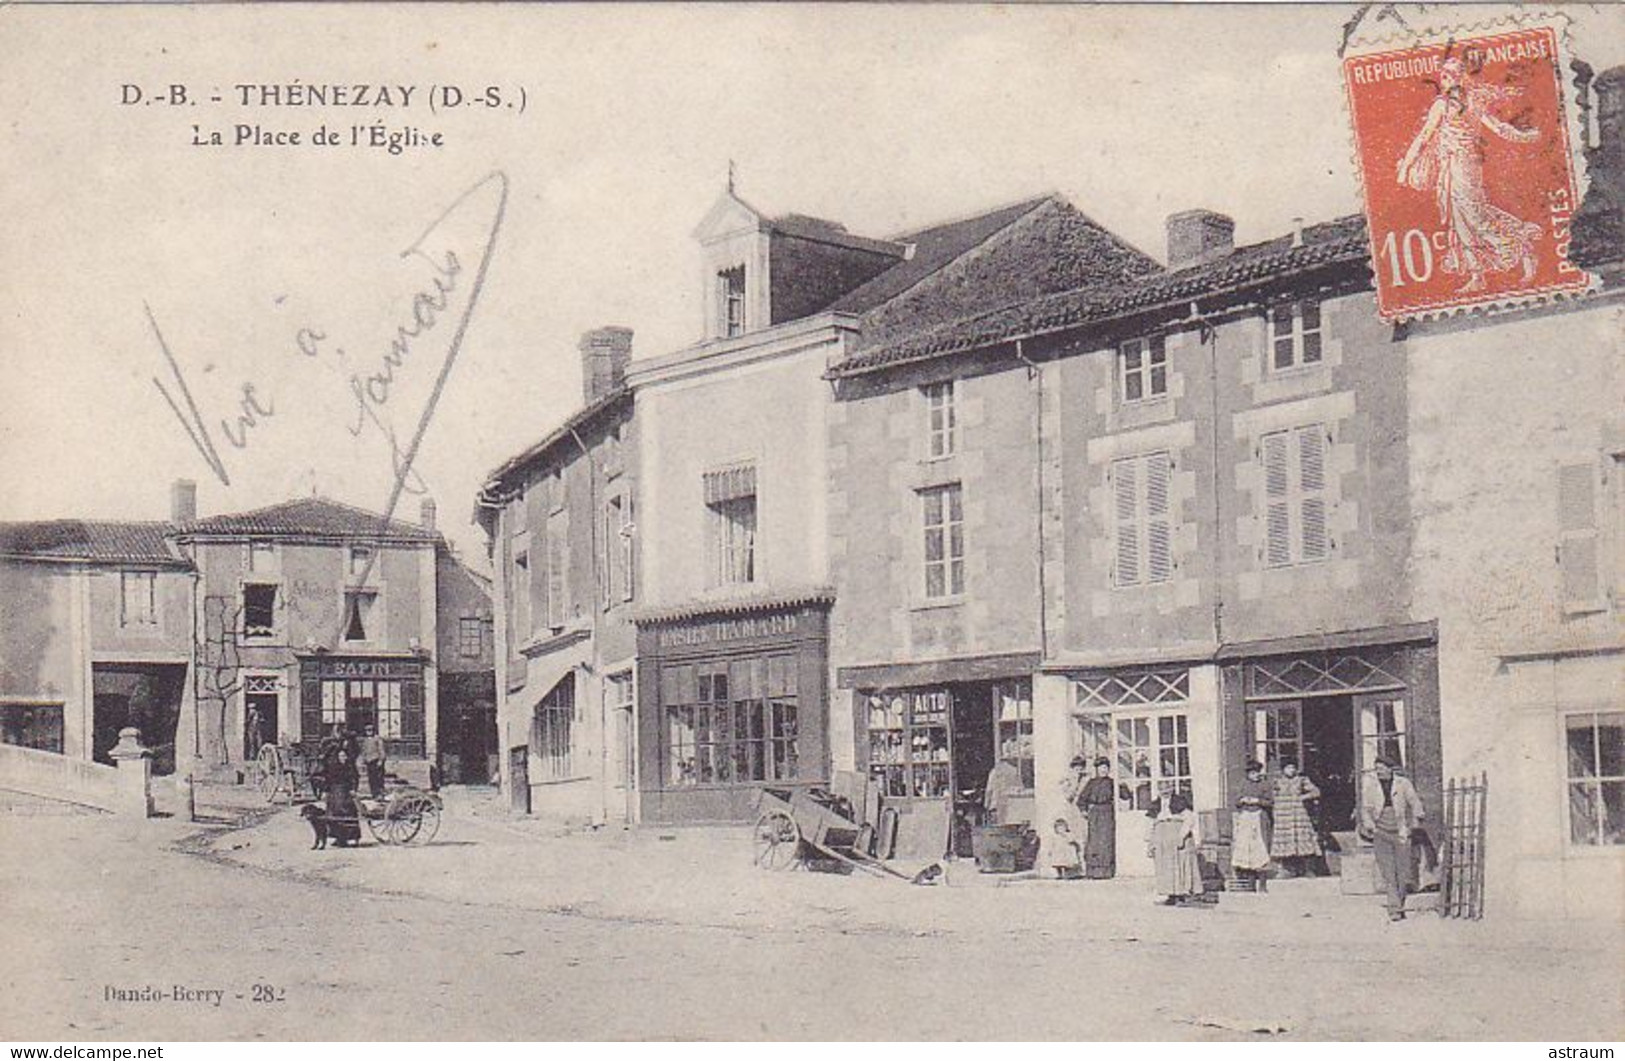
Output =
[{"x1": 1342, "y1": 17, "x2": 1592, "y2": 320}]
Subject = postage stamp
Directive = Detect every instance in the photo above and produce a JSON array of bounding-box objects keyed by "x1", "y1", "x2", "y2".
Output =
[{"x1": 1342, "y1": 18, "x2": 1592, "y2": 321}]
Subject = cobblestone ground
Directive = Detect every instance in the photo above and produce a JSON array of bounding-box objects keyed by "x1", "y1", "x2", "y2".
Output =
[{"x1": 1, "y1": 786, "x2": 1619, "y2": 1041}]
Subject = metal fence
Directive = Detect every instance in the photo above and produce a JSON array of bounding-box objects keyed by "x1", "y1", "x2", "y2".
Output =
[{"x1": 1439, "y1": 771, "x2": 1487, "y2": 919}]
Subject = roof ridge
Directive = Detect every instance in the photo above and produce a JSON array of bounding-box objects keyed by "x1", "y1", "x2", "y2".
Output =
[{"x1": 882, "y1": 192, "x2": 1055, "y2": 243}]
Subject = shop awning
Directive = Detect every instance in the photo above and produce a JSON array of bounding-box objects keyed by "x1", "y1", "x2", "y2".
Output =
[
  {"x1": 837, "y1": 651, "x2": 1041, "y2": 690},
  {"x1": 703, "y1": 463, "x2": 756, "y2": 504},
  {"x1": 523, "y1": 636, "x2": 593, "y2": 710}
]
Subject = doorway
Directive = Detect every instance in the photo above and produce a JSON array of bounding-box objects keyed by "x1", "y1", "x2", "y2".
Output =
[{"x1": 1252, "y1": 695, "x2": 1358, "y2": 836}]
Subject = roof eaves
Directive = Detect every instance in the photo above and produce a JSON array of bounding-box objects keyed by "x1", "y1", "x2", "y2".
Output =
[{"x1": 479, "y1": 385, "x2": 631, "y2": 497}]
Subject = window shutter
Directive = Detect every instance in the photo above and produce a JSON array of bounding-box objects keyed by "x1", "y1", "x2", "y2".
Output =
[
  {"x1": 1297, "y1": 426, "x2": 1329, "y2": 561},
  {"x1": 300, "y1": 670, "x2": 322, "y2": 744},
  {"x1": 1113, "y1": 459, "x2": 1139, "y2": 586},
  {"x1": 1557, "y1": 462, "x2": 1602, "y2": 612},
  {"x1": 621, "y1": 491, "x2": 636, "y2": 602},
  {"x1": 1262, "y1": 432, "x2": 1291, "y2": 566},
  {"x1": 1146, "y1": 453, "x2": 1173, "y2": 582}
]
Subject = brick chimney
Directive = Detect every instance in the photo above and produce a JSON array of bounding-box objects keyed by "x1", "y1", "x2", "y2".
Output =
[
  {"x1": 1166, "y1": 209, "x2": 1236, "y2": 269},
  {"x1": 419, "y1": 498, "x2": 437, "y2": 533},
  {"x1": 170, "y1": 479, "x2": 197, "y2": 524},
  {"x1": 580, "y1": 327, "x2": 633, "y2": 404}
]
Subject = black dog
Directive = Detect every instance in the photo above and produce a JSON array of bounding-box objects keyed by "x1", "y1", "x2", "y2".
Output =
[{"x1": 300, "y1": 804, "x2": 361, "y2": 849}]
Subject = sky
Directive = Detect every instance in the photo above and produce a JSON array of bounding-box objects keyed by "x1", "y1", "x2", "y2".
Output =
[{"x1": 3, "y1": 3, "x2": 1623, "y2": 567}]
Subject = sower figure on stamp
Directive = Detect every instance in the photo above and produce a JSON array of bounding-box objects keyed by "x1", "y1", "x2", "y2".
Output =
[
  {"x1": 1396, "y1": 55, "x2": 1543, "y2": 294},
  {"x1": 1359, "y1": 755, "x2": 1426, "y2": 922}
]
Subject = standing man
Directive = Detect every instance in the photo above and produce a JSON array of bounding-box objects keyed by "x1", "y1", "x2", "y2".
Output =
[
  {"x1": 1359, "y1": 755, "x2": 1426, "y2": 922},
  {"x1": 360, "y1": 725, "x2": 387, "y2": 798}
]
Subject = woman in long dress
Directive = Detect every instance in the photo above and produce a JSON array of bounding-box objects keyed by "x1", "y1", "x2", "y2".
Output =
[
  {"x1": 1149, "y1": 791, "x2": 1203, "y2": 906},
  {"x1": 1231, "y1": 759, "x2": 1274, "y2": 892},
  {"x1": 1270, "y1": 760, "x2": 1322, "y2": 876},
  {"x1": 324, "y1": 747, "x2": 362, "y2": 847},
  {"x1": 1395, "y1": 56, "x2": 1543, "y2": 294},
  {"x1": 1075, "y1": 757, "x2": 1117, "y2": 879}
]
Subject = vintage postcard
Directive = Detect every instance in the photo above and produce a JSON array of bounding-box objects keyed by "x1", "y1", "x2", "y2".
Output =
[{"x1": 1, "y1": 2, "x2": 1622, "y2": 1047}]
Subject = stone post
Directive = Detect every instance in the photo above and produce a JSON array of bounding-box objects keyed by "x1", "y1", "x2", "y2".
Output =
[{"x1": 108, "y1": 727, "x2": 155, "y2": 818}]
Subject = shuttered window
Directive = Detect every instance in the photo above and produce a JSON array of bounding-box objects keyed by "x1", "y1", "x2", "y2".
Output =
[
  {"x1": 1557, "y1": 462, "x2": 1603, "y2": 614},
  {"x1": 1261, "y1": 424, "x2": 1331, "y2": 567},
  {"x1": 545, "y1": 509, "x2": 567, "y2": 629},
  {"x1": 1110, "y1": 452, "x2": 1173, "y2": 587}
]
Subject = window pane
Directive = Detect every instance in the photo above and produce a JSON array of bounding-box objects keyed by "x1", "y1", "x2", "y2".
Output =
[
  {"x1": 925, "y1": 527, "x2": 944, "y2": 563},
  {"x1": 1124, "y1": 347, "x2": 1143, "y2": 372},
  {"x1": 1272, "y1": 305, "x2": 1293, "y2": 334},
  {"x1": 1596, "y1": 714, "x2": 1625, "y2": 778},
  {"x1": 1569, "y1": 782, "x2": 1600, "y2": 845},
  {"x1": 1124, "y1": 372, "x2": 1143, "y2": 402},
  {"x1": 1149, "y1": 364, "x2": 1167, "y2": 396},
  {"x1": 925, "y1": 565, "x2": 945, "y2": 598},
  {"x1": 923, "y1": 490, "x2": 942, "y2": 524},
  {"x1": 1602, "y1": 781, "x2": 1625, "y2": 845},
  {"x1": 1274, "y1": 337, "x2": 1296, "y2": 369},
  {"x1": 949, "y1": 559, "x2": 965, "y2": 596},
  {"x1": 1301, "y1": 301, "x2": 1321, "y2": 332},
  {"x1": 1568, "y1": 718, "x2": 1599, "y2": 779},
  {"x1": 1303, "y1": 332, "x2": 1323, "y2": 363},
  {"x1": 947, "y1": 486, "x2": 962, "y2": 522}
]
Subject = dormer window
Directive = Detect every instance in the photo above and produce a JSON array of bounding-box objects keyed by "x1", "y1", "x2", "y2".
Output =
[{"x1": 718, "y1": 266, "x2": 746, "y2": 338}]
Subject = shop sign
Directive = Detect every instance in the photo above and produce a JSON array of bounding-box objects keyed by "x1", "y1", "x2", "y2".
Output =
[
  {"x1": 303, "y1": 658, "x2": 421, "y2": 681},
  {"x1": 659, "y1": 612, "x2": 797, "y2": 649}
]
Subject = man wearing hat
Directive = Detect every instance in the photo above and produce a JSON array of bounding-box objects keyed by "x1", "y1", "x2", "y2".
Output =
[{"x1": 1358, "y1": 755, "x2": 1426, "y2": 921}]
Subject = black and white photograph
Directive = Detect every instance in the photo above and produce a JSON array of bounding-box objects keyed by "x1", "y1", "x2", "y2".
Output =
[{"x1": 0, "y1": 1, "x2": 1622, "y2": 1046}]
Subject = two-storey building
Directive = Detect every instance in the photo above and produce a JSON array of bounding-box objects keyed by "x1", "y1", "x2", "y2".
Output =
[
  {"x1": 0, "y1": 504, "x2": 195, "y2": 775},
  {"x1": 477, "y1": 328, "x2": 640, "y2": 823},
  {"x1": 172, "y1": 493, "x2": 448, "y2": 784}
]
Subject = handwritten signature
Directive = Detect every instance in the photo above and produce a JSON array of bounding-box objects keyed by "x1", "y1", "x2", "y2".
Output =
[{"x1": 147, "y1": 171, "x2": 510, "y2": 507}]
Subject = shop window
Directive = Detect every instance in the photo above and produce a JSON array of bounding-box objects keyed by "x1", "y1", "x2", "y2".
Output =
[
  {"x1": 921, "y1": 483, "x2": 965, "y2": 599},
  {"x1": 343, "y1": 590, "x2": 378, "y2": 642},
  {"x1": 922, "y1": 380, "x2": 957, "y2": 458},
  {"x1": 1111, "y1": 452, "x2": 1173, "y2": 587},
  {"x1": 119, "y1": 571, "x2": 157, "y2": 627},
  {"x1": 242, "y1": 583, "x2": 277, "y2": 640},
  {"x1": 1566, "y1": 711, "x2": 1625, "y2": 847},
  {"x1": 704, "y1": 464, "x2": 757, "y2": 587},
  {"x1": 1269, "y1": 299, "x2": 1322, "y2": 371},
  {"x1": 718, "y1": 265, "x2": 746, "y2": 338},
  {"x1": 1357, "y1": 697, "x2": 1406, "y2": 775},
  {"x1": 865, "y1": 690, "x2": 951, "y2": 798},
  {"x1": 1112, "y1": 712, "x2": 1192, "y2": 813},
  {"x1": 1261, "y1": 423, "x2": 1331, "y2": 567},
  {"x1": 994, "y1": 680, "x2": 1034, "y2": 788},
  {"x1": 532, "y1": 678, "x2": 575, "y2": 781},
  {"x1": 1119, "y1": 336, "x2": 1167, "y2": 403},
  {"x1": 666, "y1": 656, "x2": 797, "y2": 787},
  {"x1": 0, "y1": 701, "x2": 64, "y2": 753},
  {"x1": 316, "y1": 677, "x2": 419, "y2": 749}
]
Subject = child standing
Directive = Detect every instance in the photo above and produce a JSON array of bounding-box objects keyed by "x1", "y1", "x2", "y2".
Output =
[
  {"x1": 1043, "y1": 817, "x2": 1084, "y2": 879},
  {"x1": 1149, "y1": 792, "x2": 1205, "y2": 906}
]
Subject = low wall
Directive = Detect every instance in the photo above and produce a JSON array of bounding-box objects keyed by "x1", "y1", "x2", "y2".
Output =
[{"x1": 0, "y1": 743, "x2": 118, "y2": 813}]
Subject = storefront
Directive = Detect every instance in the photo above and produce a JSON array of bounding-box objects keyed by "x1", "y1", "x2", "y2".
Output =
[
  {"x1": 1218, "y1": 632, "x2": 1442, "y2": 840},
  {"x1": 842, "y1": 652, "x2": 1040, "y2": 859},
  {"x1": 298, "y1": 654, "x2": 427, "y2": 761},
  {"x1": 634, "y1": 596, "x2": 831, "y2": 823},
  {"x1": 1062, "y1": 664, "x2": 1223, "y2": 876}
]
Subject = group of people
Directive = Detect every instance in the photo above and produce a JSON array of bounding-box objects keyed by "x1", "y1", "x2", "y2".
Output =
[
  {"x1": 314, "y1": 723, "x2": 390, "y2": 826},
  {"x1": 1045, "y1": 751, "x2": 1427, "y2": 920}
]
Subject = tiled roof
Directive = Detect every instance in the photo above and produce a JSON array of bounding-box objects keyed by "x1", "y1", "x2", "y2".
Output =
[
  {"x1": 828, "y1": 215, "x2": 1370, "y2": 377},
  {"x1": 479, "y1": 385, "x2": 630, "y2": 496},
  {"x1": 178, "y1": 496, "x2": 440, "y2": 541},
  {"x1": 828, "y1": 196, "x2": 1056, "y2": 315},
  {"x1": 0, "y1": 520, "x2": 188, "y2": 566},
  {"x1": 768, "y1": 213, "x2": 908, "y2": 258},
  {"x1": 630, "y1": 585, "x2": 836, "y2": 626}
]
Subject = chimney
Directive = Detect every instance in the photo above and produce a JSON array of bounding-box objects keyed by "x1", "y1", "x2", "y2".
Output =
[
  {"x1": 420, "y1": 498, "x2": 437, "y2": 533},
  {"x1": 1166, "y1": 209, "x2": 1236, "y2": 269},
  {"x1": 580, "y1": 327, "x2": 633, "y2": 404},
  {"x1": 170, "y1": 479, "x2": 197, "y2": 524}
]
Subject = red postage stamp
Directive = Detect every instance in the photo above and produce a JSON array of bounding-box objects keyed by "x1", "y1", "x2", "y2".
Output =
[{"x1": 1342, "y1": 20, "x2": 1592, "y2": 320}]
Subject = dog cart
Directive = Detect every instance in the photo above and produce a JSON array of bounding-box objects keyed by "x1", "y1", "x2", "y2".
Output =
[
  {"x1": 253, "y1": 742, "x2": 321, "y2": 804},
  {"x1": 751, "y1": 786, "x2": 914, "y2": 881},
  {"x1": 359, "y1": 787, "x2": 443, "y2": 846}
]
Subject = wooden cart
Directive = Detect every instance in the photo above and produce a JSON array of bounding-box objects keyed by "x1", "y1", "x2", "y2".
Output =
[
  {"x1": 358, "y1": 787, "x2": 443, "y2": 846},
  {"x1": 252, "y1": 742, "x2": 322, "y2": 804},
  {"x1": 752, "y1": 786, "x2": 914, "y2": 881}
]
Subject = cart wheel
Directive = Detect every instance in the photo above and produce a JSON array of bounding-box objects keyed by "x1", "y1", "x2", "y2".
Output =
[
  {"x1": 752, "y1": 810, "x2": 800, "y2": 870},
  {"x1": 390, "y1": 793, "x2": 441, "y2": 846},
  {"x1": 365, "y1": 808, "x2": 393, "y2": 845},
  {"x1": 255, "y1": 745, "x2": 280, "y2": 802}
]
